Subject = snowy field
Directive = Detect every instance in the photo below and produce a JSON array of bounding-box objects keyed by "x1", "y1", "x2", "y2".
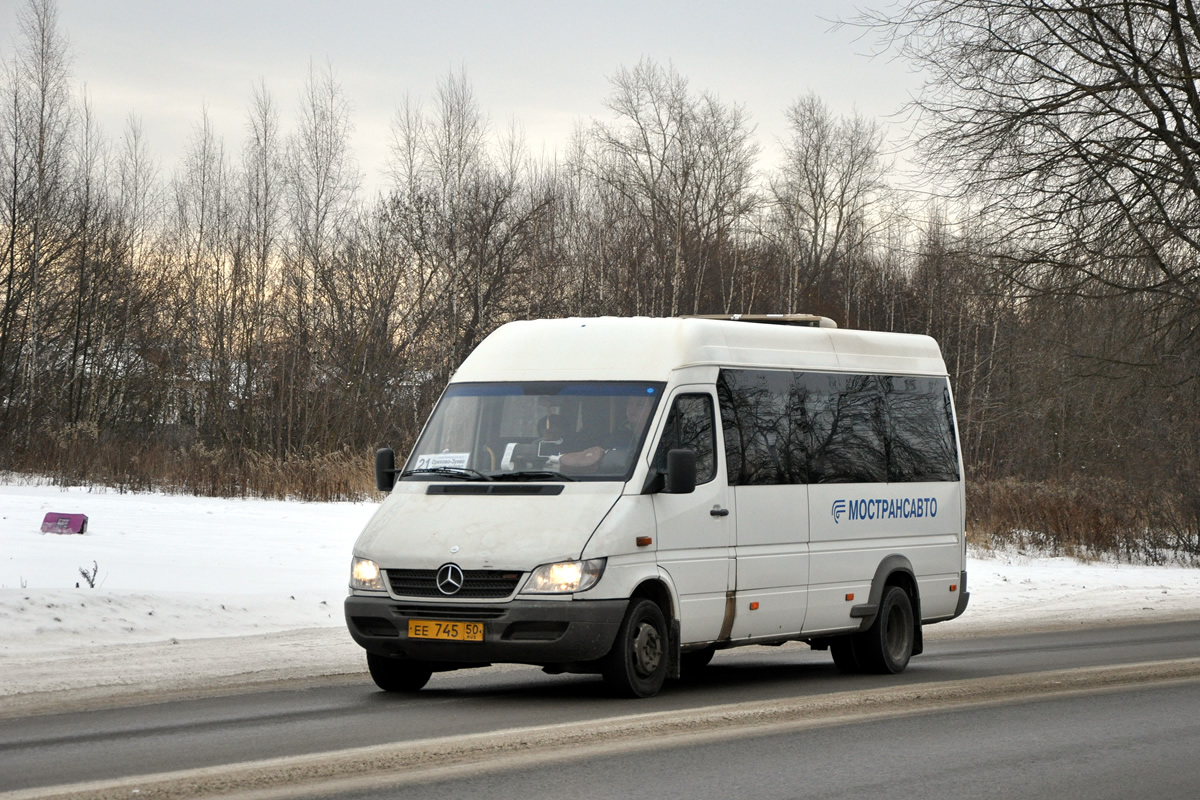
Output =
[{"x1": 3, "y1": 480, "x2": 1200, "y2": 711}]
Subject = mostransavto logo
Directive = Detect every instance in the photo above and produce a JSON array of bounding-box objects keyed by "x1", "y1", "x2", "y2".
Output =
[{"x1": 832, "y1": 497, "x2": 938, "y2": 524}]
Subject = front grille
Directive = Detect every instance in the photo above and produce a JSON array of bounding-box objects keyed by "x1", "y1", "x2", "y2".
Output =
[{"x1": 385, "y1": 569, "x2": 523, "y2": 599}]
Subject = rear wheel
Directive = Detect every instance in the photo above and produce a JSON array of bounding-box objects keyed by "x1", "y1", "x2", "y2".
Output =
[
  {"x1": 366, "y1": 652, "x2": 433, "y2": 692},
  {"x1": 602, "y1": 599, "x2": 669, "y2": 697},
  {"x1": 830, "y1": 638, "x2": 863, "y2": 674},
  {"x1": 854, "y1": 585, "x2": 915, "y2": 674}
]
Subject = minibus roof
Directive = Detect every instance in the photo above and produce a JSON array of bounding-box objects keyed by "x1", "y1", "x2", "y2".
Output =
[{"x1": 452, "y1": 316, "x2": 948, "y2": 383}]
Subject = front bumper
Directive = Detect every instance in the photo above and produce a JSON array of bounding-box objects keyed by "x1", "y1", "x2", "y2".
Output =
[{"x1": 344, "y1": 594, "x2": 627, "y2": 667}]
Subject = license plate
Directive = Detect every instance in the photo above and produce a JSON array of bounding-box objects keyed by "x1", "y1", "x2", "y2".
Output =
[{"x1": 408, "y1": 619, "x2": 484, "y2": 642}]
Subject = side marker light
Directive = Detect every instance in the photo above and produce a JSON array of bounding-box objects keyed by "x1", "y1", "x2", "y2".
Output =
[{"x1": 636, "y1": 536, "x2": 653, "y2": 547}]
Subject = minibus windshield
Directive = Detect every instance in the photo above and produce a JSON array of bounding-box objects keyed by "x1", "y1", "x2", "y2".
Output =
[{"x1": 404, "y1": 382, "x2": 666, "y2": 482}]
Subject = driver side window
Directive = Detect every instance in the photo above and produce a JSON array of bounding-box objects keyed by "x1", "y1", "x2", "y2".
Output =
[{"x1": 652, "y1": 394, "x2": 717, "y2": 485}]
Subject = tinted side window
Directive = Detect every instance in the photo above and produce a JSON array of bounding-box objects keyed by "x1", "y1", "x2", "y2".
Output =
[
  {"x1": 718, "y1": 370, "x2": 784, "y2": 485},
  {"x1": 806, "y1": 373, "x2": 888, "y2": 483},
  {"x1": 720, "y1": 369, "x2": 957, "y2": 485},
  {"x1": 885, "y1": 376, "x2": 960, "y2": 482},
  {"x1": 716, "y1": 371, "x2": 745, "y2": 485},
  {"x1": 652, "y1": 394, "x2": 717, "y2": 485},
  {"x1": 717, "y1": 369, "x2": 819, "y2": 485}
]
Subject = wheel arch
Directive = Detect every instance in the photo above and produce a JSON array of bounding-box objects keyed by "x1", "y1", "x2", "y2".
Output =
[
  {"x1": 631, "y1": 577, "x2": 674, "y2": 615},
  {"x1": 851, "y1": 554, "x2": 924, "y2": 655},
  {"x1": 630, "y1": 573, "x2": 681, "y2": 678}
]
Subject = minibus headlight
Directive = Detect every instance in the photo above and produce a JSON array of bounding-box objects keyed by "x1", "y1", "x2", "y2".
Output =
[
  {"x1": 350, "y1": 557, "x2": 385, "y2": 591},
  {"x1": 522, "y1": 558, "x2": 606, "y2": 594}
]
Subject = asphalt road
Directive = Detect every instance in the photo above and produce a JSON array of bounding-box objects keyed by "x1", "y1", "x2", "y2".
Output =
[
  {"x1": 323, "y1": 680, "x2": 1200, "y2": 800},
  {"x1": 2, "y1": 620, "x2": 1200, "y2": 799}
]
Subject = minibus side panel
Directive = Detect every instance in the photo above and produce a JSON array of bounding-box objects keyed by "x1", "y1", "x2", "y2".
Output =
[
  {"x1": 805, "y1": 481, "x2": 963, "y2": 633},
  {"x1": 729, "y1": 484, "x2": 810, "y2": 639}
]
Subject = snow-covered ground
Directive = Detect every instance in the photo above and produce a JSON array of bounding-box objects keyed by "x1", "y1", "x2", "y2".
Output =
[{"x1": 3, "y1": 480, "x2": 1199, "y2": 712}]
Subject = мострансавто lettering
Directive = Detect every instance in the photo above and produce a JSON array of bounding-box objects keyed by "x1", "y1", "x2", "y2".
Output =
[{"x1": 833, "y1": 497, "x2": 938, "y2": 523}]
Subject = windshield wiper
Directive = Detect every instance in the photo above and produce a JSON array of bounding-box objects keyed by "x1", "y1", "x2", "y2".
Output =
[
  {"x1": 492, "y1": 470, "x2": 578, "y2": 482},
  {"x1": 400, "y1": 467, "x2": 492, "y2": 481}
]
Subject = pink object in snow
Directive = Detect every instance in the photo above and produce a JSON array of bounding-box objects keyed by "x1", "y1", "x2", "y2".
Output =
[{"x1": 41, "y1": 512, "x2": 88, "y2": 534}]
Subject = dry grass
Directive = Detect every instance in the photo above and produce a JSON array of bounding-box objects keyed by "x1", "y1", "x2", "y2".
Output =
[
  {"x1": 7, "y1": 431, "x2": 1200, "y2": 563},
  {"x1": 6, "y1": 427, "x2": 379, "y2": 501},
  {"x1": 968, "y1": 476, "x2": 1200, "y2": 565}
]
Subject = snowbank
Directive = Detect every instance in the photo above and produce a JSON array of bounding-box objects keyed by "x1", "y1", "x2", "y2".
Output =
[{"x1": 3, "y1": 481, "x2": 1198, "y2": 710}]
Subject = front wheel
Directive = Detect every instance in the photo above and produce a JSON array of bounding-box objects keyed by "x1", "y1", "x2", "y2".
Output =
[
  {"x1": 854, "y1": 585, "x2": 915, "y2": 674},
  {"x1": 366, "y1": 652, "x2": 433, "y2": 692},
  {"x1": 602, "y1": 599, "x2": 669, "y2": 698}
]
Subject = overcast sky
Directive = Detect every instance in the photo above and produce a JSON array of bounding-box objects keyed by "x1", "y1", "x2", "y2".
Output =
[{"x1": 1, "y1": 0, "x2": 921, "y2": 193}]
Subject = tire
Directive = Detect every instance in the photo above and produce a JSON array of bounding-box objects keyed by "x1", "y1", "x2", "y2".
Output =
[
  {"x1": 680, "y1": 646, "x2": 716, "y2": 677},
  {"x1": 366, "y1": 652, "x2": 433, "y2": 692},
  {"x1": 602, "y1": 598, "x2": 669, "y2": 698},
  {"x1": 854, "y1": 585, "x2": 915, "y2": 674},
  {"x1": 830, "y1": 638, "x2": 863, "y2": 674}
]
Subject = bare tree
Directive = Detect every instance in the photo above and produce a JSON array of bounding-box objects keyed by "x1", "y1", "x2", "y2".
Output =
[
  {"x1": 281, "y1": 61, "x2": 360, "y2": 453},
  {"x1": 104, "y1": 113, "x2": 164, "y2": 432},
  {"x1": 172, "y1": 106, "x2": 236, "y2": 440},
  {"x1": 387, "y1": 69, "x2": 486, "y2": 352},
  {"x1": 62, "y1": 89, "x2": 109, "y2": 426},
  {"x1": 858, "y1": 1, "x2": 1200, "y2": 352},
  {"x1": 767, "y1": 93, "x2": 887, "y2": 318},
  {"x1": 385, "y1": 69, "x2": 551, "y2": 382},
  {"x1": 590, "y1": 59, "x2": 760, "y2": 316},
  {"x1": 236, "y1": 81, "x2": 282, "y2": 453},
  {"x1": 0, "y1": 53, "x2": 26, "y2": 415},
  {"x1": 0, "y1": 0, "x2": 74, "y2": 439}
]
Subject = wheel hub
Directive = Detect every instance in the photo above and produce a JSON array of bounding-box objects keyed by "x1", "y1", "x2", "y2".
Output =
[
  {"x1": 631, "y1": 621, "x2": 662, "y2": 677},
  {"x1": 884, "y1": 605, "x2": 909, "y2": 659}
]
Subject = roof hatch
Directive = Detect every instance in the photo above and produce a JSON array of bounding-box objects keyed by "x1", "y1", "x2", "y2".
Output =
[{"x1": 680, "y1": 313, "x2": 838, "y2": 329}]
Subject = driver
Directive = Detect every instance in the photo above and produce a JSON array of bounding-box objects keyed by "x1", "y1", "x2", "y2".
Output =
[{"x1": 557, "y1": 395, "x2": 654, "y2": 470}]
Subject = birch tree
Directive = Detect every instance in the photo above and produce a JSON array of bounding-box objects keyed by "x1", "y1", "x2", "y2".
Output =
[
  {"x1": 281, "y1": 61, "x2": 359, "y2": 453},
  {"x1": 0, "y1": 0, "x2": 74, "y2": 438},
  {"x1": 591, "y1": 59, "x2": 759, "y2": 316},
  {"x1": 768, "y1": 93, "x2": 887, "y2": 318}
]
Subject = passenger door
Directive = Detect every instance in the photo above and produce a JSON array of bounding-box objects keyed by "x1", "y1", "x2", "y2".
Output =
[
  {"x1": 716, "y1": 369, "x2": 811, "y2": 640},
  {"x1": 651, "y1": 389, "x2": 735, "y2": 645}
]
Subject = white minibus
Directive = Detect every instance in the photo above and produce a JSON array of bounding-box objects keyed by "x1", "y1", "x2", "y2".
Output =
[{"x1": 345, "y1": 315, "x2": 969, "y2": 697}]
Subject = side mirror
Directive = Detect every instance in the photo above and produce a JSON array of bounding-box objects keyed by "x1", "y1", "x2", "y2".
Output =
[
  {"x1": 664, "y1": 448, "x2": 697, "y2": 494},
  {"x1": 375, "y1": 447, "x2": 396, "y2": 492}
]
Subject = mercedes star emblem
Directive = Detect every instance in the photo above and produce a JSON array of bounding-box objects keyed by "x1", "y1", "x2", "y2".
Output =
[{"x1": 436, "y1": 563, "x2": 465, "y2": 595}]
